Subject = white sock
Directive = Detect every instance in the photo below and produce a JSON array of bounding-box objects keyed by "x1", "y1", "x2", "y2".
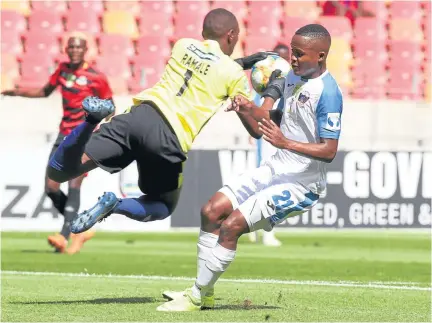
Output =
[
  {"x1": 196, "y1": 230, "x2": 218, "y2": 296},
  {"x1": 263, "y1": 230, "x2": 276, "y2": 240},
  {"x1": 192, "y1": 243, "x2": 236, "y2": 299}
]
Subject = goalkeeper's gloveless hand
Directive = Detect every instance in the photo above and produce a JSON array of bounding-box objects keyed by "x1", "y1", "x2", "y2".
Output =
[
  {"x1": 234, "y1": 51, "x2": 278, "y2": 70},
  {"x1": 262, "y1": 69, "x2": 285, "y2": 101}
]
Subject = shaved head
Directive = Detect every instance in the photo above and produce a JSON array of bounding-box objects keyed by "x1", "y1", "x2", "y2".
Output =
[
  {"x1": 202, "y1": 8, "x2": 239, "y2": 56},
  {"x1": 295, "y1": 24, "x2": 331, "y2": 53}
]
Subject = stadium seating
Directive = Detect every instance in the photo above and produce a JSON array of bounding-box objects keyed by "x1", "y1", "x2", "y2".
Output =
[
  {"x1": 138, "y1": 12, "x2": 173, "y2": 37},
  {"x1": 0, "y1": 0, "x2": 429, "y2": 100},
  {"x1": 28, "y1": 10, "x2": 64, "y2": 36},
  {"x1": 1, "y1": 53, "x2": 19, "y2": 79},
  {"x1": 1, "y1": 0, "x2": 31, "y2": 16},
  {"x1": 68, "y1": 0, "x2": 104, "y2": 15},
  {"x1": 353, "y1": 17, "x2": 387, "y2": 42},
  {"x1": 317, "y1": 16, "x2": 353, "y2": 41},
  {"x1": 66, "y1": 8, "x2": 101, "y2": 34},
  {"x1": 389, "y1": 18, "x2": 423, "y2": 42},
  {"x1": 31, "y1": 0, "x2": 67, "y2": 14},
  {"x1": 284, "y1": 1, "x2": 321, "y2": 20},
  {"x1": 388, "y1": 1, "x2": 422, "y2": 19},
  {"x1": 136, "y1": 36, "x2": 171, "y2": 61},
  {"x1": 107, "y1": 77, "x2": 129, "y2": 95},
  {"x1": 95, "y1": 55, "x2": 131, "y2": 79},
  {"x1": 18, "y1": 54, "x2": 55, "y2": 88},
  {"x1": 102, "y1": 10, "x2": 140, "y2": 38},
  {"x1": 139, "y1": 0, "x2": 174, "y2": 15},
  {"x1": 98, "y1": 34, "x2": 135, "y2": 57},
  {"x1": 22, "y1": 32, "x2": 61, "y2": 57},
  {"x1": 282, "y1": 16, "x2": 309, "y2": 37},
  {"x1": 211, "y1": 0, "x2": 248, "y2": 21},
  {"x1": 1, "y1": 73, "x2": 15, "y2": 91}
]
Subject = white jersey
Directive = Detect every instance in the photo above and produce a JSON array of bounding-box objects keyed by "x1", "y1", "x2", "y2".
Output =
[
  {"x1": 220, "y1": 70, "x2": 343, "y2": 232},
  {"x1": 267, "y1": 70, "x2": 343, "y2": 196}
]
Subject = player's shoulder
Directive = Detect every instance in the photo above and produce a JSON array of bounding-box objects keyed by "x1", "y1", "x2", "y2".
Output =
[{"x1": 319, "y1": 71, "x2": 343, "y2": 99}]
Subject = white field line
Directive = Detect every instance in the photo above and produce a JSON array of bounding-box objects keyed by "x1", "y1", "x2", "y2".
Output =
[{"x1": 2, "y1": 271, "x2": 431, "y2": 291}]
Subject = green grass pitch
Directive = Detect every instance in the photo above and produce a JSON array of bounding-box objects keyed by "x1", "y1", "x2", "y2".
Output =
[{"x1": 1, "y1": 231, "x2": 431, "y2": 322}]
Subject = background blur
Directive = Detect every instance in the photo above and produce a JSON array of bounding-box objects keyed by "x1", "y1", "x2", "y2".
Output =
[{"x1": 1, "y1": 0, "x2": 431, "y2": 231}]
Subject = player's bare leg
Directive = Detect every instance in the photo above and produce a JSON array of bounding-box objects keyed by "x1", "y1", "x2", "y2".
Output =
[
  {"x1": 45, "y1": 179, "x2": 68, "y2": 253},
  {"x1": 157, "y1": 209, "x2": 248, "y2": 311}
]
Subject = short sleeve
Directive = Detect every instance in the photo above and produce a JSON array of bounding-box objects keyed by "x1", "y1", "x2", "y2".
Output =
[
  {"x1": 48, "y1": 65, "x2": 61, "y2": 86},
  {"x1": 227, "y1": 67, "x2": 254, "y2": 100},
  {"x1": 316, "y1": 84, "x2": 343, "y2": 139},
  {"x1": 95, "y1": 73, "x2": 113, "y2": 99}
]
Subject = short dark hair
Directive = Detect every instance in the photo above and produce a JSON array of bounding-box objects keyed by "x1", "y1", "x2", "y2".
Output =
[
  {"x1": 295, "y1": 24, "x2": 331, "y2": 43},
  {"x1": 202, "y1": 8, "x2": 238, "y2": 39},
  {"x1": 273, "y1": 43, "x2": 289, "y2": 52}
]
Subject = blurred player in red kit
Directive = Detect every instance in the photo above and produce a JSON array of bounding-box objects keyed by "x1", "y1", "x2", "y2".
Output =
[{"x1": 2, "y1": 32, "x2": 115, "y2": 254}]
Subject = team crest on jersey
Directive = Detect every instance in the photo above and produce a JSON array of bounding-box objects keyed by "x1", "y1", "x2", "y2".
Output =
[
  {"x1": 325, "y1": 113, "x2": 341, "y2": 131},
  {"x1": 297, "y1": 91, "x2": 310, "y2": 105},
  {"x1": 76, "y1": 76, "x2": 88, "y2": 86}
]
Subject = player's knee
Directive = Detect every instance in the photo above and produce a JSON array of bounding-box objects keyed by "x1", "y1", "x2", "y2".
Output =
[
  {"x1": 219, "y1": 212, "x2": 249, "y2": 242},
  {"x1": 201, "y1": 200, "x2": 225, "y2": 225},
  {"x1": 45, "y1": 182, "x2": 59, "y2": 194}
]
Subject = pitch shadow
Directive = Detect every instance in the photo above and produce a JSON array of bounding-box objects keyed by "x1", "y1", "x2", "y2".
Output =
[
  {"x1": 215, "y1": 304, "x2": 281, "y2": 310},
  {"x1": 12, "y1": 297, "x2": 156, "y2": 305},
  {"x1": 20, "y1": 250, "x2": 56, "y2": 254}
]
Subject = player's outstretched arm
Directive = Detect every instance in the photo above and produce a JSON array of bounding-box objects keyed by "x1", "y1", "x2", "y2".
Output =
[
  {"x1": 1, "y1": 82, "x2": 56, "y2": 98},
  {"x1": 234, "y1": 51, "x2": 278, "y2": 70},
  {"x1": 258, "y1": 118, "x2": 339, "y2": 163}
]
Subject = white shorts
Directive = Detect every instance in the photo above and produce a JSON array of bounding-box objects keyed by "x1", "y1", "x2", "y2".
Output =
[{"x1": 219, "y1": 163, "x2": 320, "y2": 232}]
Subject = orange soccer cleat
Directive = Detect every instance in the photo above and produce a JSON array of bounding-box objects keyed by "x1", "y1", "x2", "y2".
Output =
[
  {"x1": 66, "y1": 231, "x2": 95, "y2": 255},
  {"x1": 47, "y1": 233, "x2": 68, "y2": 253}
]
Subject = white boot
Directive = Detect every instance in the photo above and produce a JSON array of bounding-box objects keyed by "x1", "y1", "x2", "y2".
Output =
[{"x1": 262, "y1": 230, "x2": 282, "y2": 247}]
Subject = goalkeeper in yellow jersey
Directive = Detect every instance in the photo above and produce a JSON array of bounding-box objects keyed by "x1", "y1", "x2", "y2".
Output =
[{"x1": 47, "y1": 8, "x2": 275, "y2": 232}]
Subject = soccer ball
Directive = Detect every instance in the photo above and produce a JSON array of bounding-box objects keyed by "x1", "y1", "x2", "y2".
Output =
[{"x1": 250, "y1": 55, "x2": 291, "y2": 95}]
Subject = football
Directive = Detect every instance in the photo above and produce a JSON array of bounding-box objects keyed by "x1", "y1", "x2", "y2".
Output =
[{"x1": 250, "y1": 55, "x2": 291, "y2": 95}]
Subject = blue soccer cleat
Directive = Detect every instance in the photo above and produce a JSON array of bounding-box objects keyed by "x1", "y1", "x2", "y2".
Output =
[
  {"x1": 82, "y1": 96, "x2": 115, "y2": 123},
  {"x1": 71, "y1": 192, "x2": 119, "y2": 234}
]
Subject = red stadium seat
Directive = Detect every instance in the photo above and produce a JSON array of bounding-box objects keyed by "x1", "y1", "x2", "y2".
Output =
[
  {"x1": 388, "y1": 40, "x2": 423, "y2": 67},
  {"x1": 284, "y1": 1, "x2": 321, "y2": 20},
  {"x1": 211, "y1": 1, "x2": 247, "y2": 21},
  {"x1": 351, "y1": 62, "x2": 386, "y2": 99},
  {"x1": 31, "y1": 0, "x2": 67, "y2": 14},
  {"x1": 173, "y1": 13, "x2": 204, "y2": 40},
  {"x1": 354, "y1": 17, "x2": 386, "y2": 41},
  {"x1": 1, "y1": 32, "x2": 23, "y2": 54},
  {"x1": 1, "y1": 53, "x2": 19, "y2": 79},
  {"x1": 139, "y1": 0, "x2": 174, "y2": 15},
  {"x1": 317, "y1": 16, "x2": 353, "y2": 41},
  {"x1": 249, "y1": 0, "x2": 283, "y2": 20},
  {"x1": 68, "y1": 0, "x2": 104, "y2": 15},
  {"x1": 247, "y1": 14, "x2": 281, "y2": 38},
  {"x1": 389, "y1": 1, "x2": 422, "y2": 19},
  {"x1": 105, "y1": 1, "x2": 141, "y2": 17},
  {"x1": 66, "y1": 8, "x2": 101, "y2": 34},
  {"x1": 95, "y1": 55, "x2": 131, "y2": 79},
  {"x1": 282, "y1": 17, "x2": 309, "y2": 37},
  {"x1": 22, "y1": 32, "x2": 61, "y2": 57},
  {"x1": 1, "y1": 10, "x2": 26, "y2": 35},
  {"x1": 18, "y1": 54, "x2": 55, "y2": 88},
  {"x1": 352, "y1": 40, "x2": 387, "y2": 65},
  {"x1": 386, "y1": 65, "x2": 423, "y2": 100},
  {"x1": 98, "y1": 34, "x2": 135, "y2": 57},
  {"x1": 129, "y1": 58, "x2": 166, "y2": 93},
  {"x1": 176, "y1": 1, "x2": 210, "y2": 19},
  {"x1": 28, "y1": 10, "x2": 64, "y2": 36},
  {"x1": 136, "y1": 36, "x2": 171, "y2": 60},
  {"x1": 362, "y1": 1, "x2": 387, "y2": 19},
  {"x1": 138, "y1": 12, "x2": 173, "y2": 37},
  {"x1": 244, "y1": 36, "x2": 281, "y2": 55},
  {"x1": 389, "y1": 18, "x2": 423, "y2": 42}
]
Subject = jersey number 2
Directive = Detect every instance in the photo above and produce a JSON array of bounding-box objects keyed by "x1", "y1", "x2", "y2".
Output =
[{"x1": 176, "y1": 70, "x2": 193, "y2": 97}]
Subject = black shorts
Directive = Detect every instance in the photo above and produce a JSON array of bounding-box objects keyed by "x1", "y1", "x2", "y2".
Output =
[
  {"x1": 48, "y1": 132, "x2": 66, "y2": 160},
  {"x1": 85, "y1": 102, "x2": 187, "y2": 195}
]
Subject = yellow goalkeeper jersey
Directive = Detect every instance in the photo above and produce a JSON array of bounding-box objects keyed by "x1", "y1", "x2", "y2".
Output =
[{"x1": 132, "y1": 38, "x2": 253, "y2": 153}]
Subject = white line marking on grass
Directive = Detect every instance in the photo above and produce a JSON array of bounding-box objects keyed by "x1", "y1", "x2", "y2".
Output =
[{"x1": 2, "y1": 271, "x2": 430, "y2": 291}]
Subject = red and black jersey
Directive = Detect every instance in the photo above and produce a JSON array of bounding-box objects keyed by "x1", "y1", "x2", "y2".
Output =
[{"x1": 49, "y1": 62, "x2": 113, "y2": 135}]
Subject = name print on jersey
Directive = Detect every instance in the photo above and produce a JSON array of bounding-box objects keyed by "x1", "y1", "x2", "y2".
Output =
[{"x1": 180, "y1": 44, "x2": 220, "y2": 75}]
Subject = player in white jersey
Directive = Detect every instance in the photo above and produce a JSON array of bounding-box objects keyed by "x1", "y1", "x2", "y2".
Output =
[
  {"x1": 158, "y1": 24, "x2": 343, "y2": 311},
  {"x1": 248, "y1": 43, "x2": 290, "y2": 247}
]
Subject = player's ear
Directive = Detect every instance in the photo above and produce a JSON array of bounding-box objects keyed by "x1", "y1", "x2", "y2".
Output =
[
  {"x1": 318, "y1": 51, "x2": 326, "y2": 63},
  {"x1": 227, "y1": 29, "x2": 235, "y2": 43}
]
